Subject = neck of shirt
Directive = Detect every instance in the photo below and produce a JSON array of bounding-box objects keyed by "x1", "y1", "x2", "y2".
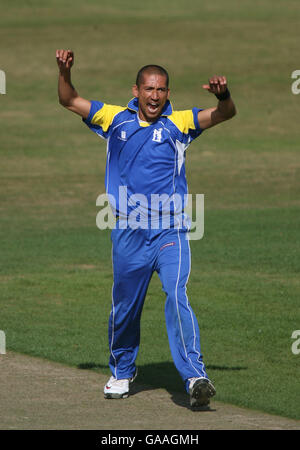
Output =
[{"x1": 137, "y1": 111, "x2": 150, "y2": 126}]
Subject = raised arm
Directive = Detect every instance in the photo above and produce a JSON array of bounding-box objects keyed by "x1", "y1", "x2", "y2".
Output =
[
  {"x1": 56, "y1": 49, "x2": 91, "y2": 119},
  {"x1": 197, "y1": 76, "x2": 236, "y2": 130}
]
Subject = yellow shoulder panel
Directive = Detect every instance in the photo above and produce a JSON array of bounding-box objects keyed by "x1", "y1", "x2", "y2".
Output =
[
  {"x1": 91, "y1": 104, "x2": 126, "y2": 132},
  {"x1": 168, "y1": 110, "x2": 196, "y2": 134}
]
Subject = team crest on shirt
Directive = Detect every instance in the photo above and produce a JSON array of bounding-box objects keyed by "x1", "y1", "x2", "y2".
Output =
[
  {"x1": 117, "y1": 130, "x2": 127, "y2": 141},
  {"x1": 152, "y1": 128, "x2": 163, "y2": 143}
]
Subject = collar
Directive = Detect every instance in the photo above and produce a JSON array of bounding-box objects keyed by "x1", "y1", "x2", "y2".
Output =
[{"x1": 127, "y1": 97, "x2": 173, "y2": 117}]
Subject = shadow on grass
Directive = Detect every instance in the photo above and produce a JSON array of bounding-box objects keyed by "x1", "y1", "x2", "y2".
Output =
[{"x1": 77, "y1": 361, "x2": 247, "y2": 410}]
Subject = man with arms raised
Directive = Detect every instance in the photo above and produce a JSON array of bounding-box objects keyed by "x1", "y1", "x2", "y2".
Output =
[{"x1": 56, "y1": 49, "x2": 236, "y2": 408}]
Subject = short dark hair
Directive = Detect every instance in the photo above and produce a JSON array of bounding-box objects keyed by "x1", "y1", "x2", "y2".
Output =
[{"x1": 136, "y1": 65, "x2": 169, "y2": 88}]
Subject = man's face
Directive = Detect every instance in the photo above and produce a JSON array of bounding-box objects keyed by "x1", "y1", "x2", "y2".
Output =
[{"x1": 132, "y1": 72, "x2": 170, "y2": 123}]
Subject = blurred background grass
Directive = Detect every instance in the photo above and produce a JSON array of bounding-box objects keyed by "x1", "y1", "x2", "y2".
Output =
[{"x1": 0, "y1": 0, "x2": 299, "y2": 419}]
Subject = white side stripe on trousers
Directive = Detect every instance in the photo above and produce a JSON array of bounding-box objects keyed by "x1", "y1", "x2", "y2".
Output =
[
  {"x1": 175, "y1": 228, "x2": 204, "y2": 377},
  {"x1": 110, "y1": 244, "x2": 118, "y2": 378}
]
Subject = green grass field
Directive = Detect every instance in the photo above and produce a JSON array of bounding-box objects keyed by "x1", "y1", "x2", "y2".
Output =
[{"x1": 1, "y1": 0, "x2": 300, "y2": 420}]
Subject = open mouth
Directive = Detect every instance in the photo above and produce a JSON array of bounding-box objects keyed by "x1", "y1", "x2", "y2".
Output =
[{"x1": 147, "y1": 103, "x2": 160, "y2": 114}]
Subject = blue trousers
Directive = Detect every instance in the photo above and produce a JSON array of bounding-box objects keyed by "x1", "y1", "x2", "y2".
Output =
[{"x1": 108, "y1": 226, "x2": 208, "y2": 392}]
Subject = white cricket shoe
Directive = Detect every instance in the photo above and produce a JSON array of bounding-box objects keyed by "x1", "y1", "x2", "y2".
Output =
[
  {"x1": 189, "y1": 377, "x2": 216, "y2": 408},
  {"x1": 104, "y1": 371, "x2": 137, "y2": 399}
]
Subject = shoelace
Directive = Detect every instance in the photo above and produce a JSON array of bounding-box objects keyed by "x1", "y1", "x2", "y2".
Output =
[
  {"x1": 188, "y1": 377, "x2": 207, "y2": 389},
  {"x1": 107, "y1": 376, "x2": 130, "y2": 388}
]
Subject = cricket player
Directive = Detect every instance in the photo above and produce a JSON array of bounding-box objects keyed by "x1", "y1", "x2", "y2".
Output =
[{"x1": 56, "y1": 49, "x2": 236, "y2": 408}]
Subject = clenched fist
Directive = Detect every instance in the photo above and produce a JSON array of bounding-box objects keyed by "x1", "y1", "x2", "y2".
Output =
[
  {"x1": 202, "y1": 76, "x2": 228, "y2": 95},
  {"x1": 56, "y1": 49, "x2": 74, "y2": 72}
]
